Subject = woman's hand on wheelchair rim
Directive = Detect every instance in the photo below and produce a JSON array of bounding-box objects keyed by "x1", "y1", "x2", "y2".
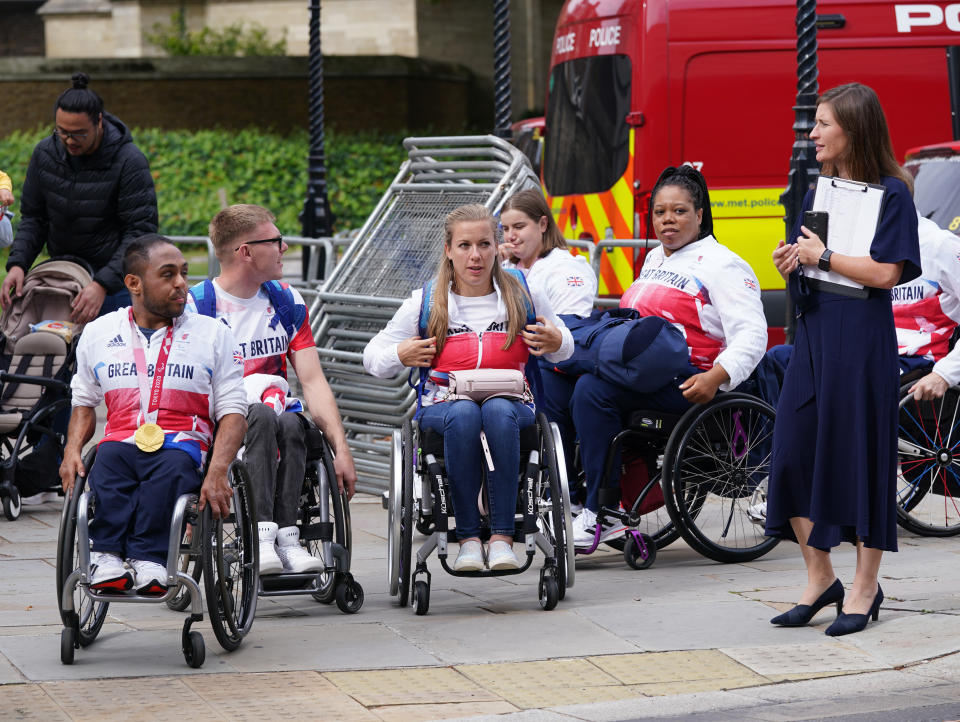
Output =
[{"x1": 910, "y1": 371, "x2": 949, "y2": 401}]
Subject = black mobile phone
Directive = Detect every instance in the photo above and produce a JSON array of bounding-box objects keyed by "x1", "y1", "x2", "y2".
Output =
[{"x1": 803, "y1": 210, "x2": 829, "y2": 247}]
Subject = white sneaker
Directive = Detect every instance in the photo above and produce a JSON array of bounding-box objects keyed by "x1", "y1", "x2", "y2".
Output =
[
  {"x1": 571, "y1": 508, "x2": 627, "y2": 548},
  {"x1": 569, "y1": 501, "x2": 584, "y2": 516},
  {"x1": 486, "y1": 540, "x2": 520, "y2": 570},
  {"x1": 747, "y1": 500, "x2": 767, "y2": 526},
  {"x1": 21, "y1": 491, "x2": 60, "y2": 505},
  {"x1": 89, "y1": 551, "x2": 133, "y2": 591},
  {"x1": 276, "y1": 526, "x2": 324, "y2": 573},
  {"x1": 452, "y1": 540, "x2": 485, "y2": 571},
  {"x1": 258, "y1": 522, "x2": 283, "y2": 575},
  {"x1": 128, "y1": 559, "x2": 168, "y2": 595}
]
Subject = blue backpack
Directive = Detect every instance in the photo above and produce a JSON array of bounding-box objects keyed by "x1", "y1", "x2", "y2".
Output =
[
  {"x1": 189, "y1": 278, "x2": 306, "y2": 341},
  {"x1": 411, "y1": 268, "x2": 544, "y2": 410},
  {"x1": 552, "y1": 307, "x2": 693, "y2": 392}
]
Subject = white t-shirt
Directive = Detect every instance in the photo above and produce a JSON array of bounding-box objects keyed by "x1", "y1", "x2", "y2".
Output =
[
  {"x1": 505, "y1": 247, "x2": 597, "y2": 316},
  {"x1": 185, "y1": 279, "x2": 315, "y2": 379}
]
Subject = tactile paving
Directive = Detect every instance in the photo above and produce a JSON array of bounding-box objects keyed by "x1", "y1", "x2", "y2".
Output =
[
  {"x1": 587, "y1": 650, "x2": 766, "y2": 687},
  {"x1": 324, "y1": 667, "x2": 499, "y2": 706},
  {"x1": 456, "y1": 658, "x2": 624, "y2": 709},
  {"x1": 721, "y1": 642, "x2": 887, "y2": 676},
  {"x1": 2, "y1": 683, "x2": 70, "y2": 720},
  {"x1": 181, "y1": 671, "x2": 377, "y2": 721},
  {"x1": 371, "y1": 700, "x2": 520, "y2": 721},
  {"x1": 41, "y1": 677, "x2": 215, "y2": 722}
]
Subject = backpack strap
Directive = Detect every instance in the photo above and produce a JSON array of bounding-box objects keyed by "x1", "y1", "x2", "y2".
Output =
[
  {"x1": 188, "y1": 279, "x2": 218, "y2": 318},
  {"x1": 409, "y1": 280, "x2": 437, "y2": 414},
  {"x1": 502, "y1": 268, "x2": 545, "y2": 406},
  {"x1": 262, "y1": 280, "x2": 307, "y2": 341}
]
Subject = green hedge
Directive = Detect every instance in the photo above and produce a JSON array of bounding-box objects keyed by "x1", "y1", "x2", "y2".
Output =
[{"x1": 0, "y1": 127, "x2": 408, "y2": 237}]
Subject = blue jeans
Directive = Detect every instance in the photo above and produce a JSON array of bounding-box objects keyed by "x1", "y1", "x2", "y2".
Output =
[
  {"x1": 419, "y1": 398, "x2": 535, "y2": 539},
  {"x1": 570, "y1": 373, "x2": 692, "y2": 512}
]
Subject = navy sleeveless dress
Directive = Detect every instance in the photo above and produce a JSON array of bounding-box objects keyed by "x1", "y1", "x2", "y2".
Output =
[{"x1": 765, "y1": 177, "x2": 921, "y2": 552}]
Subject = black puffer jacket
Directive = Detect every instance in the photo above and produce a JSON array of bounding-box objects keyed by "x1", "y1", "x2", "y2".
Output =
[{"x1": 7, "y1": 112, "x2": 158, "y2": 294}]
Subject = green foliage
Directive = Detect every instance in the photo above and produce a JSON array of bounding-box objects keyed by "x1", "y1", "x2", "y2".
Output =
[
  {"x1": 147, "y1": 12, "x2": 287, "y2": 57},
  {"x1": 0, "y1": 126, "x2": 408, "y2": 238}
]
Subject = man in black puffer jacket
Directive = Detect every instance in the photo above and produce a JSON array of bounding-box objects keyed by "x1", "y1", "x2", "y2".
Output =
[{"x1": 1, "y1": 73, "x2": 157, "y2": 323}]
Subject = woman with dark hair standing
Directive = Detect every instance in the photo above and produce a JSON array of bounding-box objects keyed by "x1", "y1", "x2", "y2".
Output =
[
  {"x1": 766, "y1": 83, "x2": 921, "y2": 636},
  {"x1": 1, "y1": 72, "x2": 158, "y2": 322},
  {"x1": 568, "y1": 165, "x2": 767, "y2": 546}
]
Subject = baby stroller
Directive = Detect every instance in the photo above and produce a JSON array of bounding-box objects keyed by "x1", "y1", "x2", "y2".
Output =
[{"x1": 0, "y1": 257, "x2": 92, "y2": 520}]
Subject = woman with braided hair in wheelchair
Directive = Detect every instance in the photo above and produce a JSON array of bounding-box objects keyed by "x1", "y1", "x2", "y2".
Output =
[
  {"x1": 552, "y1": 165, "x2": 768, "y2": 548},
  {"x1": 364, "y1": 204, "x2": 573, "y2": 571}
]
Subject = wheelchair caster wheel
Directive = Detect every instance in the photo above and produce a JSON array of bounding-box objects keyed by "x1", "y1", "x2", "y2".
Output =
[
  {"x1": 3, "y1": 489, "x2": 21, "y2": 521},
  {"x1": 183, "y1": 630, "x2": 205, "y2": 668},
  {"x1": 312, "y1": 588, "x2": 336, "y2": 604},
  {"x1": 623, "y1": 533, "x2": 657, "y2": 570},
  {"x1": 412, "y1": 580, "x2": 430, "y2": 615},
  {"x1": 539, "y1": 574, "x2": 559, "y2": 611},
  {"x1": 60, "y1": 627, "x2": 76, "y2": 665},
  {"x1": 335, "y1": 578, "x2": 364, "y2": 614}
]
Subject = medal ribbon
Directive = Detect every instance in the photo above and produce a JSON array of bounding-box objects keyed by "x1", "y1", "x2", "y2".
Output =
[{"x1": 128, "y1": 308, "x2": 176, "y2": 426}]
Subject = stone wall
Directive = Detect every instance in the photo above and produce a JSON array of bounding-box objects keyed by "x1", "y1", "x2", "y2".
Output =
[
  {"x1": 0, "y1": 55, "x2": 489, "y2": 136},
  {"x1": 0, "y1": 1, "x2": 46, "y2": 56}
]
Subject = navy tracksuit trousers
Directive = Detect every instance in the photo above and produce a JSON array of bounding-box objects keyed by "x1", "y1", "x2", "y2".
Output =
[{"x1": 88, "y1": 441, "x2": 201, "y2": 564}]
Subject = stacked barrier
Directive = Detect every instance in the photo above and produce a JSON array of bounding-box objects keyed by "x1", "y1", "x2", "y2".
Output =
[{"x1": 308, "y1": 135, "x2": 540, "y2": 494}]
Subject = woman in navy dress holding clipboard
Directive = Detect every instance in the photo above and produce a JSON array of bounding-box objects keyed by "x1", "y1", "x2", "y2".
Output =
[{"x1": 765, "y1": 83, "x2": 921, "y2": 636}]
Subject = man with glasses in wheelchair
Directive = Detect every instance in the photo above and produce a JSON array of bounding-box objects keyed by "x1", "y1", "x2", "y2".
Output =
[
  {"x1": 59, "y1": 234, "x2": 247, "y2": 594},
  {"x1": 188, "y1": 204, "x2": 357, "y2": 576}
]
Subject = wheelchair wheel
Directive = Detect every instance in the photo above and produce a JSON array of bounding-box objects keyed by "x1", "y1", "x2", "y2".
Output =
[
  {"x1": 396, "y1": 421, "x2": 415, "y2": 607},
  {"x1": 302, "y1": 445, "x2": 349, "y2": 604},
  {"x1": 541, "y1": 418, "x2": 574, "y2": 596},
  {"x1": 56, "y1": 458, "x2": 108, "y2": 647},
  {"x1": 663, "y1": 393, "x2": 779, "y2": 563},
  {"x1": 623, "y1": 533, "x2": 657, "y2": 570},
  {"x1": 896, "y1": 385, "x2": 960, "y2": 536},
  {"x1": 202, "y1": 461, "x2": 258, "y2": 652}
]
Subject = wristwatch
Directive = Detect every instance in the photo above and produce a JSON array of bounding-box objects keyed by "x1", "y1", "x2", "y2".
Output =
[{"x1": 818, "y1": 248, "x2": 834, "y2": 272}]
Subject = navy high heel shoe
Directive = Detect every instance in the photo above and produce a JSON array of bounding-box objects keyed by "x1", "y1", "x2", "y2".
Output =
[
  {"x1": 825, "y1": 584, "x2": 883, "y2": 637},
  {"x1": 770, "y1": 578, "x2": 844, "y2": 627}
]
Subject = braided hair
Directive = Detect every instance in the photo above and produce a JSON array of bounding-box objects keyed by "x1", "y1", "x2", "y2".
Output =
[
  {"x1": 54, "y1": 72, "x2": 104, "y2": 123},
  {"x1": 649, "y1": 165, "x2": 715, "y2": 240}
]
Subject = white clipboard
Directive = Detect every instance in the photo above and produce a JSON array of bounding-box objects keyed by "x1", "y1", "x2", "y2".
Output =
[{"x1": 803, "y1": 176, "x2": 887, "y2": 299}]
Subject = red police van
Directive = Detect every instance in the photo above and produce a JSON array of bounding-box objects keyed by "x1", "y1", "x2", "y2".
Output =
[{"x1": 529, "y1": 0, "x2": 960, "y2": 340}]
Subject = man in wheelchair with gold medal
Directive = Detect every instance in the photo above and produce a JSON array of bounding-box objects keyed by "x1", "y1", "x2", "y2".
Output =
[{"x1": 59, "y1": 234, "x2": 247, "y2": 595}]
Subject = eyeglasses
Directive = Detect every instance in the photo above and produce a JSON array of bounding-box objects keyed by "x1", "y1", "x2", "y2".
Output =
[
  {"x1": 54, "y1": 127, "x2": 91, "y2": 141},
  {"x1": 234, "y1": 236, "x2": 284, "y2": 252}
]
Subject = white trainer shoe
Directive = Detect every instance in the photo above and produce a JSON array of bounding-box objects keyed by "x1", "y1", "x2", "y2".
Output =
[
  {"x1": 571, "y1": 508, "x2": 627, "y2": 548},
  {"x1": 486, "y1": 540, "x2": 520, "y2": 570},
  {"x1": 276, "y1": 526, "x2": 324, "y2": 573},
  {"x1": 452, "y1": 540, "x2": 485, "y2": 571},
  {"x1": 258, "y1": 522, "x2": 283, "y2": 575},
  {"x1": 128, "y1": 559, "x2": 168, "y2": 595},
  {"x1": 21, "y1": 491, "x2": 60, "y2": 506},
  {"x1": 747, "y1": 500, "x2": 767, "y2": 526},
  {"x1": 89, "y1": 551, "x2": 133, "y2": 591}
]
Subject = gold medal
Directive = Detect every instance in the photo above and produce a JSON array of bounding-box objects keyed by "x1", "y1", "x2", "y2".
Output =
[{"x1": 134, "y1": 423, "x2": 164, "y2": 453}]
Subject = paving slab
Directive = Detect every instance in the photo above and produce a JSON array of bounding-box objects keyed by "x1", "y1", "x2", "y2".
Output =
[
  {"x1": 324, "y1": 667, "x2": 501, "y2": 706},
  {"x1": 40, "y1": 676, "x2": 221, "y2": 721},
  {"x1": 574, "y1": 599, "x2": 816, "y2": 651},
  {"x1": 181, "y1": 670, "x2": 378, "y2": 721},
  {"x1": 1, "y1": 683, "x2": 71, "y2": 720},
  {"x1": 225, "y1": 620, "x2": 440, "y2": 672},
  {"x1": 587, "y1": 650, "x2": 768, "y2": 688},
  {"x1": 720, "y1": 642, "x2": 887, "y2": 677},
  {"x1": 0, "y1": 649, "x2": 25, "y2": 683},
  {"x1": 372, "y1": 701, "x2": 522, "y2": 721},
  {"x1": 0, "y1": 630, "x2": 237, "y2": 681},
  {"x1": 837, "y1": 611, "x2": 960, "y2": 667},
  {"x1": 388, "y1": 608, "x2": 638, "y2": 665},
  {"x1": 457, "y1": 658, "x2": 625, "y2": 709}
]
